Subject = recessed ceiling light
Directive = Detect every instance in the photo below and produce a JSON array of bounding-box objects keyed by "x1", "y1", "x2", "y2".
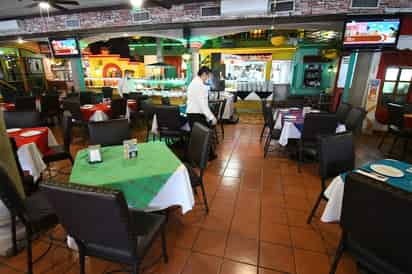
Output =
[
  {"x1": 130, "y1": 0, "x2": 143, "y2": 8},
  {"x1": 39, "y1": 1, "x2": 51, "y2": 10},
  {"x1": 17, "y1": 37, "x2": 25, "y2": 44}
]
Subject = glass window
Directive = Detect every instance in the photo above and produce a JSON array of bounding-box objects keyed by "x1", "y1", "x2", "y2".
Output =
[
  {"x1": 400, "y1": 69, "x2": 412, "y2": 82},
  {"x1": 385, "y1": 67, "x2": 399, "y2": 81},
  {"x1": 382, "y1": 82, "x2": 395, "y2": 94},
  {"x1": 397, "y1": 83, "x2": 410, "y2": 95}
]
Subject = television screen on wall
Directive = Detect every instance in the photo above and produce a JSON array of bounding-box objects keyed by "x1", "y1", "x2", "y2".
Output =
[
  {"x1": 343, "y1": 18, "x2": 401, "y2": 49},
  {"x1": 49, "y1": 37, "x2": 81, "y2": 58}
]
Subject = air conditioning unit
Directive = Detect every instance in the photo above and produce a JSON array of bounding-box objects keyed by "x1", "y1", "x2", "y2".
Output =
[
  {"x1": 132, "y1": 11, "x2": 151, "y2": 23},
  {"x1": 65, "y1": 19, "x2": 81, "y2": 29},
  {"x1": 201, "y1": 6, "x2": 221, "y2": 17},
  {"x1": 0, "y1": 20, "x2": 22, "y2": 34}
]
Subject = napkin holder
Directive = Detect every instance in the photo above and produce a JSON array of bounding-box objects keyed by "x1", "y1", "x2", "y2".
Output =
[
  {"x1": 123, "y1": 139, "x2": 138, "y2": 160},
  {"x1": 88, "y1": 145, "x2": 102, "y2": 164}
]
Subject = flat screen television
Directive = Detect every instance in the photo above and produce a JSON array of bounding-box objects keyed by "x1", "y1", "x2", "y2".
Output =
[
  {"x1": 343, "y1": 18, "x2": 401, "y2": 50},
  {"x1": 49, "y1": 37, "x2": 81, "y2": 58}
]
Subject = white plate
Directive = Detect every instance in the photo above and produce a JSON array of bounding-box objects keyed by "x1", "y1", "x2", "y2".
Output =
[
  {"x1": 20, "y1": 130, "x2": 43, "y2": 137},
  {"x1": 6, "y1": 128, "x2": 21, "y2": 133},
  {"x1": 289, "y1": 107, "x2": 300, "y2": 110},
  {"x1": 310, "y1": 110, "x2": 321, "y2": 113},
  {"x1": 370, "y1": 164, "x2": 404, "y2": 178},
  {"x1": 284, "y1": 115, "x2": 297, "y2": 119},
  {"x1": 82, "y1": 104, "x2": 94, "y2": 109}
]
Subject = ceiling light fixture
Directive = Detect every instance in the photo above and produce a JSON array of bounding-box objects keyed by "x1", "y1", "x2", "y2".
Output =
[
  {"x1": 39, "y1": 1, "x2": 51, "y2": 10},
  {"x1": 130, "y1": 0, "x2": 143, "y2": 8},
  {"x1": 17, "y1": 37, "x2": 25, "y2": 44}
]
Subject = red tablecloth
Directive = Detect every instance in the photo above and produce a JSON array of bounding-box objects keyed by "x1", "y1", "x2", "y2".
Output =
[
  {"x1": 8, "y1": 127, "x2": 50, "y2": 155},
  {"x1": 80, "y1": 104, "x2": 112, "y2": 121},
  {"x1": 0, "y1": 103, "x2": 16, "y2": 111},
  {"x1": 127, "y1": 100, "x2": 137, "y2": 112}
]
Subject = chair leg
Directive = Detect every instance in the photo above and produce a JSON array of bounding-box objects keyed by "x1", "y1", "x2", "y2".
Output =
[
  {"x1": 307, "y1": 191, "x2": 324, "y2": 224},
  {"x1": 389, "y1": 136, "x2": 399, "y2": 153},
  {"x1": 161, "y1": 224, "x2": 169, "y2": 263},
  {"x1": 199, "y1": 182, "x2": 209, "y2": 213},
  {"x1": 298, "y1": 144, "x2": 303, "y2": 173},
  {"x1": 11, "y1": 214, "x2": 17, "y2": 255},
  {"x1": 27, "y1": 235, "x2": 33, "y2": 274},
  {"x1": 259, "y1": 125, "x2": 266, "y2": 142},
  {"x1": 69, "y1": 155, "x2": 74, "y2": 165},
  {"x1": 378, "y1": 131, "x2": 388, "y2": 149},
  {"x1": 79, "y1": 249, "x2": 86, "y2": 274},
  {"x1": 221, "y1": 122, "x2": 224, "y2": 139},
  {"x1": 132, "y1": 262, "x2": 140, "y2": 274},
  {"x1": 263, "y1": 133, "x2": 272, "y2": 158},
  {"x1": 403, "y1": 138, "x2": 409, "y2": 160},
  {"x1": 329, "y1": 236, "x2": 345, "y2": 274}
]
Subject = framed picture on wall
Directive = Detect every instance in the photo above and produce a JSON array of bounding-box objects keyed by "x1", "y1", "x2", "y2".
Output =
[{"x1": 25, "y1": 58, "x2": 44, "y2": 74}]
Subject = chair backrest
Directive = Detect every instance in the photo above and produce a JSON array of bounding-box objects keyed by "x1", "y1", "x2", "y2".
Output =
[
  {"x1": 141, "y1": 100, "x2": 155, "y2": 122},
  {"x1": 110, "y1": 98, "x2": 127, "y2": 119},
  {"x1": 41, "y1": 94, "x2": 60, "y2": 113},
  {"x1": 102, "y1": 87, "x2": 113, "y2": 99},
  {"x1": 88, "y1": 119, "x2": 130, "y2": 146},
  {"x1": 335, "y1": 102, "x2": 352, "y2": 124},
  {"x1": 1, "y1": 88, "x2": 16, "y2": 103},
  {"x1": 319, "y1": 132, "x2": 354, "y2": 182},
  {"x1": 187, "y1": 122, "x2": 212, "y2": 172},
  {"x1": 62, "y1": 99, "x2": 83, "y2": 121},
  {"x1": 342, "y1": 172, "x2": 412, "y2": 274},
  {"x1": 387, "y1": 103, "x2": 404, "y2": 129},
  {"x1": 209, "y1": 101, "x2": 221, "y2": 118},
  {"x1": 80, "y1": 92, "x2": 94, "y2": 105},
  {"x1": 9, "y1": 138, "x2": 24, "y2": 178},
  {"x1": 155, "y1": 105, "x2": 181, "y2": 131},
  {"x1": 261, "y1": 101, "x2": 274, "y2": 128},
  {"x1": 301, "y1": 113, "x2": 338, "y2": 142},
  {"x1": 41, "y1": 182, "x2": 137, "y2": 258},
  {"x1": 3, "y1": 111, "x2": 41, "y2": 129},
  {"x1": 187, "y1": 113, "x2": 208, "y2": 129},
  {"x1": 219, "y1": 99, "x2": 227, "y2": 121},
  {"x1": 62, "y1": 111, "x2": 73, "y2": 151},
  {"x1": 15, "y1": 96, "x2": 36, "y2": 111},
  {"x1": 161, "y1": 97, "x2": 171, "y2": 106},
  {"x1": 345, "y1": 107, "x2": 367, "y2": 131},
  {"x1": 0, "y1": 164, "x2": 28, "y2": 226}
]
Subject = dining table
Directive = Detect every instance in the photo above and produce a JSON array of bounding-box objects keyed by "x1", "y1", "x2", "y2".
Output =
[
  {"x1": 274, "y1": 107, "x2": 346, "y2": 146},
  {"x1": 0, "y1": 98, "x2": 42, "y2": 112},
  {"x1": 7, "y1": 127, "x2": 58, "y2": 181},
  {"x1": 80, "y1": 99, "x2": 138, "y2": 122},
  {"x1": 321, "y1": 159, "x2": 412, "y2": 223}
]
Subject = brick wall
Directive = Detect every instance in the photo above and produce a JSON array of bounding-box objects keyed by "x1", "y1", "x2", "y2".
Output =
[{"x1": 6, "y1": 0, "x2": 412, "y2": 38}]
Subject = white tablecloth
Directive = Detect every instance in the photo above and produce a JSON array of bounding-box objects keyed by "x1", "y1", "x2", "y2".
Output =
[
  {"x1": 321, "y1": 176, "x2": 345, "y2": 223},
  {"x1": 17, "y1": 129, "x2": 58, "y2": 181},
  {"x1": 88, "y1": 110, "x2": 109, "y2": 122},
  {"x1": 67, "y1": 163, "x2": 195, "y2": 250},
  {"x1": 221, "y1": 92, "x2": 235, "y2": 120}
]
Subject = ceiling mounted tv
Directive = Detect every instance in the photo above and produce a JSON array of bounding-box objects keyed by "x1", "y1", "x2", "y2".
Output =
[
  {"x1": 343, "y1": 18, "x2": 401, "y2": 50},
  {"x1": 49, "y1": 37, "x2": 81, "y2": 58}
]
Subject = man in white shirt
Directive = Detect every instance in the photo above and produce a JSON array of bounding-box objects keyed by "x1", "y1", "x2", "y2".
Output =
[
  {"x1": 186, "y1": 66, "x2": 217, "y2": 125},
  {"x1": 117, "y1": 70, "x2": 135, "y2": 98}
]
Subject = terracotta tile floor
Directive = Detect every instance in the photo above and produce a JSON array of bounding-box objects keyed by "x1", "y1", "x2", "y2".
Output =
[{"x1": 0, "y1": 121, "x2": 388, "y2": 274}]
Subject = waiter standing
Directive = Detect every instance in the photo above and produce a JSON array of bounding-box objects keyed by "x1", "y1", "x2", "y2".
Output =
[{"x1": 117, "y1": 70, "x2": 135, "y2": 99}]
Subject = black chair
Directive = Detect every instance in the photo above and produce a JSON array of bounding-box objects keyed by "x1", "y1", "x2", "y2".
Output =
[
  {"x1": 9, "y1": 138, "x2": 38, "y2": 196},
  {"x1": 41, "y1": 182, "x2": 168, "y2": 274},
  {"x1": 184, "y1": 122, "x2": 212, "y2": 213},
  {"x1": 15, "y1": 96, "x2": 37, "y2": 111},
  {"x1": 42, "y1": 112, "x2": 74, "y2": 170},
  {"x1": 378, "y1": 103, "x2": 412, "y2": 158},
  {"x1": 306, "y1": 132, "x2": 355, "y2": 224},
  {"x1": 335, "y1": 102, "x2": 352, "y2": 124},
  {"x1": 263, "y1": 106, "x2": 281, "y2": 158},
  {"x1": 260, "y1": 100, "x2": 273, "y2": 142},
  {"x1": 79, "y1": 91, "x2": 94, "y2": 105},
  {"x1": 111, "y1": 98, "x2": 127, "y2": 119},
  {"x1": 102, "y1": 87, "x2": 113, "y2": 99},
  {"x1": 329, "y1": 172, "x2": 412, "y2": 274},
  {"x1": 88, "y1": 119, "x2": 130, "y2": 146},
  {"x1": 161, "y1": 97, "x2": 171, "y2": 106},
  {"x1": 3, "y1": 111, "x2": 41, "y2": 129},
  {"x1": 0, "y1": 165, "x2": 58, "y2": 274},
  {"x1": 40, "y1": 94, "x2": 60, "y2": 124},
  {"x1": 141, "y1": 100, "x2": 155, "y2": 142},
  {"x1": 209, "y1": 100, "x2": 222, "y2": 144},
  {"x1": 62, "y1": 99, "x2": 86, "y2": 128},
  {"x1": 344, "y1": 107, "x2": 367, "y2": 132},
  {"x1": 154, "y1": 105, "x2": 187, "y2": 142},
  {"x1": 217, "y1": 99, "x2": 227, "y2": 139},
  {"x1": 298, "y1": 113, "x2": 338, "y2": 172}
]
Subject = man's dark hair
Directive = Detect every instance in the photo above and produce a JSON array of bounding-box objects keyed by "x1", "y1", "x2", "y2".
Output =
[{"x1": 197, "y1": 66, "x2": 211, "y2": 77}]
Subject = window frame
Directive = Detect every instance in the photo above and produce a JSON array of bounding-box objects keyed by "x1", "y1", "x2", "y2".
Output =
[{"x1": 381, "y1": 66, "x2": 412, "y2": 105}]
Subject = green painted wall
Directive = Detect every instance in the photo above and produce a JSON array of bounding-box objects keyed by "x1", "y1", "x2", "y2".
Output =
[{"x1": 290, "y1": 45, "x2": 338, "y2": 96}]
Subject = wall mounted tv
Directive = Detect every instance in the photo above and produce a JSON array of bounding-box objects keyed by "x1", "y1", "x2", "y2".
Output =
[
  {"x1": 343, "y1": 18, "x2": 401, "y2": 50},
  {"x1": 49, "y1": 37, "x2": 81, "y2": 58}
]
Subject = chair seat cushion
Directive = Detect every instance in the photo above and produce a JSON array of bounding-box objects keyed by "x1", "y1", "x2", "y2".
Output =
[
  {"x1": 271, "y1": 129, "x2": 281, "y2": 140},
  {"x1": 24, "y1": 191, "x2": 58, "y2": 233},
  {"x1": 183, "y1": 162, "x2": 201, "y2": 187},
  {"x1": 43, "y1": 145, "x2": 71, "y2": 163}
]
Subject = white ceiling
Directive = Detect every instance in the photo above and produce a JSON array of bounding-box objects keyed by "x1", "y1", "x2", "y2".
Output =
[{"x1": 0, "y1": 0, "x2": 126, "y2": 19}]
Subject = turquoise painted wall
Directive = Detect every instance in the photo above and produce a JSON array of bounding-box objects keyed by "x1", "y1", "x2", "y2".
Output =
[{"x1": 290, "y1": 46, "x2": 337, "y2": 96}]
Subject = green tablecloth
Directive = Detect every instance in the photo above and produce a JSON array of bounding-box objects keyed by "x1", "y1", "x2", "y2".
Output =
[{"x1": 69, "y1": 142, "x2": 182, "y2": 209}]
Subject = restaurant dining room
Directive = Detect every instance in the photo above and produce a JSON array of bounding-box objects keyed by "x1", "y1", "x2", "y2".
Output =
[{"x1": 0, "y1": 0, "x2": 412, "y2": 274}]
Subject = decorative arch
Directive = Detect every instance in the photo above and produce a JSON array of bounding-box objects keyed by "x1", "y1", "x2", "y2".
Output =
[{"x1": 103, "y1": 63, "x2": 122, "y2": 78}]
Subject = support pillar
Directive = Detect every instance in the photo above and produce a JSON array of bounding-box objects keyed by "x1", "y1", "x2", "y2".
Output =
[
  {"x1": 70, "y1": 58, "x2": 86, "y2": 92},
  {"x1": 191, "y1": 47, "x2": 200, "y2": 79}
]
